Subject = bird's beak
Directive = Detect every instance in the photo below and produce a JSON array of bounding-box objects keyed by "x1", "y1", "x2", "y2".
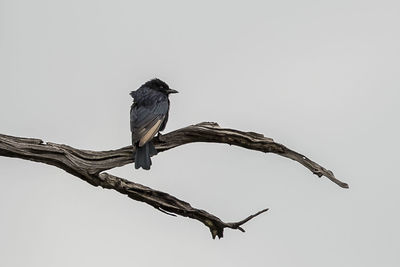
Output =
[{"x1": 167, "y1": 89, "x2": 179, "y2": 94}]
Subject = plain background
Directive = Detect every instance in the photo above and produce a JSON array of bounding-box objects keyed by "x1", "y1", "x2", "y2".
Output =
[{"x1": 1, "y1": 0, "x2": 399, "y2": 266}]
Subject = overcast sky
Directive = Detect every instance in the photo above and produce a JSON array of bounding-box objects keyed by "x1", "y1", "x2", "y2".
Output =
[{"x1": 1, "y1": 0, "x2": 399, "y2": 266}]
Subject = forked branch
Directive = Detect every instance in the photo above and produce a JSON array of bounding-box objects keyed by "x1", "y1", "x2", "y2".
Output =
[{"x1": 0, "y1": 122, "x2": 347, "y2": 238}]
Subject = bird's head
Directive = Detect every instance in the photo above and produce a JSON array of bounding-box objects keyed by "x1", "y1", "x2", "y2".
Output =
[{"x1": 143, "y1": 78, "x2": 179, "y2": 95}]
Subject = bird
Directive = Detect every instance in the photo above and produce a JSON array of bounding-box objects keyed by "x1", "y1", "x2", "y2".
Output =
[{"x1": 130, "y1": 78, "x2": 178, "y2": 170}]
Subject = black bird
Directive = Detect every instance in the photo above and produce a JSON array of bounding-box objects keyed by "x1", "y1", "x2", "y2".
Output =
[{"x1": 130, "y1": 79, "x2": 178, "y2": 170}]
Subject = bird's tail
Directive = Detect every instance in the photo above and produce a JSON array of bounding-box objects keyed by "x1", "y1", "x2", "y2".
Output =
[{"x1": 134, "y1": 142, "x2": 158, "y2": 170}]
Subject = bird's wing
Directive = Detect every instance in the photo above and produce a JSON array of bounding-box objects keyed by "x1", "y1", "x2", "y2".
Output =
[
  {"x1": 130, "y1": 97, "x2": 169, "y2": 146},
  {"x1": 138, "y1": 119, "x2": 162, "y2": 147}
]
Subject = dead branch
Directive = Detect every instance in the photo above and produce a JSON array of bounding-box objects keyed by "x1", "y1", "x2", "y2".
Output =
[{"x1": 0, "y1": 122, "x2": 347, "y2": 238}]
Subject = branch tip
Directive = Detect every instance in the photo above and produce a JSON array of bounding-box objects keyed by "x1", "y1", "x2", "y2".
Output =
[
  {"x1": 225, "y1": 208, "x2": 269, "y2": 231},
  {"x1": 234, "y1": 208, "x2": 269, "y2": 227}
]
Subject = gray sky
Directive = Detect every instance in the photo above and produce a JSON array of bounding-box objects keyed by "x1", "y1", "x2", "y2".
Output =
[{"x1": 0, "y1": 0, "x2": 399, "y2": 266}]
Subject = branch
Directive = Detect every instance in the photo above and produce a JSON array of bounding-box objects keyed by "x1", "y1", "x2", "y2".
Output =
[
  {"x1": 0, "y1": 122, "x2": 347, "y2": 238},
  {"x1": 154, "y1": 122, "x2": 348, "y2": 188},
  {"x1": 100, "y1": 172, "x2": 269, "y2": 238}
]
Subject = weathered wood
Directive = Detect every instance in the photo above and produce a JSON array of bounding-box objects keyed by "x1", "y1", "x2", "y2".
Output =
[{"x1": 0, "y1": 122, "x2": 347, "y2": 238}]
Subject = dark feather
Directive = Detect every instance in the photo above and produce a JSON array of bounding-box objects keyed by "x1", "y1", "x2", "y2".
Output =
[{"x1": 130, "y1": 79, "x2": 175, "y2": 170}]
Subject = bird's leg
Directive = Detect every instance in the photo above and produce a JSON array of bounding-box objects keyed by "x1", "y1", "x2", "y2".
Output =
[{"x1": 155, "y1": 132, "x2": 165, "y2": 142}]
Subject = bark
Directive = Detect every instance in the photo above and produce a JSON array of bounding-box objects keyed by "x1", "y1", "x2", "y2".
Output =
[{"x1": 0, "y1": 122, "x2": 347, "y2": 239}]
